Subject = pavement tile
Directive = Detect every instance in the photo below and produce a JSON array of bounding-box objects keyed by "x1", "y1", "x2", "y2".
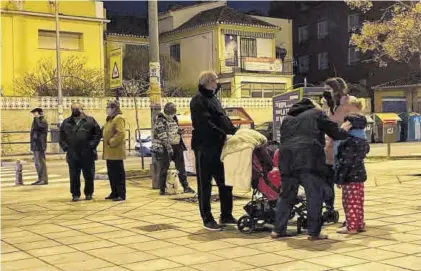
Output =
[
  {"x1": 123, "y1": 259, "x2": 182, "y2": 271},
  {"x1": 146, "y1": 230, "x2": 192, "y2": 239},
  {"x1": 94, "y1": 267, "x2": 131, "y2": 271},
  {"x1": 306, "y1": 254, "x2": 368, "y2": 269},
  {"x1": 245, "y1": 241, "x2": 300, "y2": 252},
  {"x1": 80, "y1": 225, "x2": 120, "y2": 234},
  {"x1": 379, "y1": 243, "x2": 421, "y2": 254},
  {"x1": 148, "y1": 246, "x2": 196, "y2": 257},
  {"x1": 112, "y1": 234, "x2": 155, "y2": 245},
  {"x1": 127, "y1": 240, "x2": 177, "y2": 251},
  {"x1": 14, "y1": 240, "x2": 62, "y2": 251},
  {"x1": 69, "y1": 240, "x2": 117, "y2": 250},
  {"x1": 343, "y1": 237, "x2": 399, "y2": 248},
  {"x1": 39, "y1": 230, "x2": 81, "y2": 239},
  {"x1": 54, "y1": 258, "x2": 114, "y2": 271},
  {"x1": 382, "y1": 255, "x2": 421, "y2": 270},
  {"x1": 195, "y1": 259, "x2": 254, "y2": 271},
  {"x1": 169, "y1": 252, "x2": 224, "y2": 265},
  {"x1": 274, "y1": 248, "x2": 334, "y2": 260},
  {"x1": 0, "y1": 258, "x2": 52, "y2": 271},
  {"x1": 3, "y1": 234, "x2": 47, "y2": 244},
  {"x1": 56, "y1": 235, "x2": 101, "y2": 245},
  {"x1": 341, "y1": 262, "x2": 409, "y2": 271},
  {"x1": 344, "y1": 248, "x2": 405, "y2": 261},
  {"x1": 86, "y1": 245, "x2": 137, "y2": 257},
  {"x1": 380, "y1": 233, "x2": 421, "y2": 242},
  {"x1": 95, "y1": 251, "x2": 157, "y2": 265},
  {"x1": 265, "y1": 260, "x2": 329, "y2": 271},
  {"x1": 166, "y1": 235, "x2": 211, "y2": 246},
  {"x1": 26, "y1": 224, "x2": 70, "y2": 234},
  {"x1": 235, "y1": 253, "x2": 294, "y2": 267},
  {"x1": 93, "y1": 230, "x2": 137, "y2": 239},
  {"x1": 1, "y1": 251, "x2": 33, "y2": 262},
  {"x1": 209, "y1": 246, "x2": 262, "y2": 259},
  {"x1": 165, "y1": 267, "x2": 197, "y2": 271},
  {"x1": 40, "y1": 251, "x2": 96, "y2": 265},
  {"x1": 186, "y1": 240, "x2": 237, "y2": 252},
  {"x1": 1, "y1": 242, "x2": 20, "y2": 253},
  {"x1": 26, "y1": 245, "x2": 78, "y2": 257}
]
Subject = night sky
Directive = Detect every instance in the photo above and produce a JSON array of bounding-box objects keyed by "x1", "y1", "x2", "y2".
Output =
[{"x1": 103, "y1": 1, "x2": 271, "y2": 17}]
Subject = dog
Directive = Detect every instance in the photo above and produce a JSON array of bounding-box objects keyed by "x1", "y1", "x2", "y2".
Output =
[{"x1": 166, "y1": 162, "x2": 179, "y2": 195}]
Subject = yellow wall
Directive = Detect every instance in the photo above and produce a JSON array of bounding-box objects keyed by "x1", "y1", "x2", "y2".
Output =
[{"x1": 1, "y1": 0, "x2": 105, "y2": 96}]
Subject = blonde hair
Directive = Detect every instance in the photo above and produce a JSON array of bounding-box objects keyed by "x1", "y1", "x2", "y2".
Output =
[
  {"x1": 199, "y1": 71, "x2": 217, "y2": 86},
  {"x1": 348, "y1": 96, "x2": 365, "y2": 111}
]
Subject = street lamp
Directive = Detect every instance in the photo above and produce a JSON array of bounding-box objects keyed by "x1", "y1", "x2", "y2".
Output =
[{"x1": 54, "y1": 0, "x2": 63, "y2": 124}]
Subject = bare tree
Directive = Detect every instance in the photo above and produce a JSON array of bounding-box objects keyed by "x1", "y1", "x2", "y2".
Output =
[{"x1": 14, "y1": 56, "x2": 104, "y2": 97}]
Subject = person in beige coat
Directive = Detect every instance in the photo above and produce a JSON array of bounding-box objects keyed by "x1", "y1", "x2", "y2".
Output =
[{"x1": 103, "y1": 101, "x2": 127, "y2": 201}]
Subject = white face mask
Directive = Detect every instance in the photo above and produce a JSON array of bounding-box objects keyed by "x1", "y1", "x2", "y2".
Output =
[{"x1": 106, "y1": 108, "x2": 113, "y2": 116}]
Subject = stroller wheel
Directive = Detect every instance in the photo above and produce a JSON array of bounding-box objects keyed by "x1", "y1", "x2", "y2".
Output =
[
  {"x1": 289, "y1": 210, "x2": 296, "y2": 220},
  {"x1": 333, "y1": 210, "x2": 340, "y2": 223},
  {"x1": 322, "y1": 211, "x2": 330, "y2": 224},
  {"x1": 237, "y1": 215, "x2": 254, "y2": 234}
]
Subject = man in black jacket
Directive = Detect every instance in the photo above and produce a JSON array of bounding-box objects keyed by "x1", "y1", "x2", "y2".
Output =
[
  {"x1": 190, "y1": 71, "x2": 237, "y2": 231},
  {"x1": 59, "y1": 103, "x2": 102, "y2": 202},
  {"x1": 272, "y1": 98, "x2": 352, "y2": 240},
  {"x1": 30, "y1": 108, "x2": 49, "y2": 185}
]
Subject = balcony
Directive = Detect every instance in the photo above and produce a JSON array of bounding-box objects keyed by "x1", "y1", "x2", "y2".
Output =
[{"x1": 221, "y1": 57, "x2": 293, "y2": 76}]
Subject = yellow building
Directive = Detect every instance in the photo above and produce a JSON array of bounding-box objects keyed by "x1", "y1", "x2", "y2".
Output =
[
  {"x1": 158, "y1": 1, "x2": 294, "y2": 98},
  {"x1": 1, "y1": 0, "x2": 108, "y2": 96}
]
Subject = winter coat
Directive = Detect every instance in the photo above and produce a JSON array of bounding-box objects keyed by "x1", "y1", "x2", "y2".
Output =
[
  {"x1": 103, "y1": 114, "x2": 126, "y2": 160},
  {"x1": 151, "y1": 113, "x2": 186, "y2": 157},
  {"x1": 190, "y1": 85, "x2": 237, "y2": 151},
  {"x1": 59, "y1": 114, "x2": 102, "y2": 161},
  {"x1": 30, "y1": 116, "x2": 48, "y2": 152},
  {"x1": 221, "y1": 129, "x2": 267, "y2": 190},
  {"x1": 334, "y1": 115, "x2": 370, "y2": 185},
  {"x1": 325, "y1": 95, "x2": 361, "y2": 165},
  {"x1": 278, "y1": 98, "x2": 349, "y2": 177}
]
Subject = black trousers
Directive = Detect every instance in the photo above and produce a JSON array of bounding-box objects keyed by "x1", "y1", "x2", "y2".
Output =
[
  {"x1": 156, "y1": 144, "x2": 189, "y2": 192},
  {"x1": 274, "y1": 172, "x2": 326, "y2": 237},
  {"x1": 194, "y1": 148, "x2": 233, "y2": 224},
  {"x1": 106, "y1": 160, "x2": 126, "y2": 199},
  {"x1": 325, "y1": 165, "x2": 335, "y2": 210},
  {"x1": 68, "y1": 158, "x2": 95, "y2": 197}
]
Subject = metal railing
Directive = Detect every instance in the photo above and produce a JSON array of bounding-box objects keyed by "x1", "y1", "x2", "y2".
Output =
[{"x1": 0, "y1": 129, "x2": 132, "y2": 156}]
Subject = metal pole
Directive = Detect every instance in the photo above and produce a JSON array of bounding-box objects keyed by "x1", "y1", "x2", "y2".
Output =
[
  {"x1": 387, "y1": 143, "x2": 391, "y2": 159},
  {"x1": 304, "y1": 77, "x2": 307, "y2": 87},
  {"x1": 148, "y1": 0, "x2": 162, "y2": 189},
  {"x1": 55, "y1": 0, "x2": 63, "y2": 124}
]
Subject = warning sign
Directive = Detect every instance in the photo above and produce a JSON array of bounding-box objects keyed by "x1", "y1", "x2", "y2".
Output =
[{"x1": 109, "y1": 48, "x2": 122, "y2": 89}]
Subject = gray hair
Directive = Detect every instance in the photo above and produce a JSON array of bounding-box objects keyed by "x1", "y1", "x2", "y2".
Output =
[{"x1": 198, "y1": 71, "x2": 217, "y2": 86}]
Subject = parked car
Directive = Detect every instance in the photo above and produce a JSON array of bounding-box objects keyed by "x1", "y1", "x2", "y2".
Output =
[
  {"x1": 135, "y1": 134, "x2": 152, "y2": 157},
  {"x1": 255, "y1": 121, "x2": 273, "y2": 141}
]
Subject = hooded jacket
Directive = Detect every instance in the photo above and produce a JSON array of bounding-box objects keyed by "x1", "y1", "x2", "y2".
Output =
[
  {"x1": 190, "y1": 85, "x2": 237, "y2": 151},
  {"x1": 334, "y1": 114, "x2": 370, "y2": 184},
  {"x1": 278, "y1": 98, "x2": 349, "y2": 177},
  {"x1": 325, "y1": 95, "x2": 361, "y2": 165}
]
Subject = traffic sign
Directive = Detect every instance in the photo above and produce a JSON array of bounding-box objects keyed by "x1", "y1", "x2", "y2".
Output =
[{"x1": 109, "y1": 48, "x2": 122, "y2": 89}]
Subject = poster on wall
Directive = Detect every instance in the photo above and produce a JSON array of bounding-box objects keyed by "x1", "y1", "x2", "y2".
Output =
[
  {"x1": 272, "y1": 91, "x2": 300, "y2": 142},
  {"x1": 224, "y1": 35, "x2": 238, "y2": 66}
]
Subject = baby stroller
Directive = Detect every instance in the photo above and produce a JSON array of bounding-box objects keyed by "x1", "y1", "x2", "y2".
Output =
[{"x1": 237, "y1": 145, "x2": 339, "y2": 234}]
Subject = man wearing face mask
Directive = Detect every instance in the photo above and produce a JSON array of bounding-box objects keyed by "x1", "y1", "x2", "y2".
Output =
[
  {"x1": 59, "y1": 102, "x2": 102, "y2": 202},
  {"x1": 190, "y1": 71, "x2": 237, "y2": 231},
  {"x1": 151, "y1": 102, "x2": 195, "y2": 195}
]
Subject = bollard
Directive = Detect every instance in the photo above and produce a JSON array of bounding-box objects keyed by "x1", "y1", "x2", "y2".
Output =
[{"x1": 15, "y1": 160, "x2": 23, "y2": 185}]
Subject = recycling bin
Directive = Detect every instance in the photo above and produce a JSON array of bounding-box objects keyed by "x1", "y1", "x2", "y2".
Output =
[{"x1": 373, "y1": 113, "x2": 401, "y2": 143}]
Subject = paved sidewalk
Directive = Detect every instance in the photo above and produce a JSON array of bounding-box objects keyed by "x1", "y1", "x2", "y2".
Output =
[{"x1": 1, "y1": 160, "x2": 421, "y2": 271}]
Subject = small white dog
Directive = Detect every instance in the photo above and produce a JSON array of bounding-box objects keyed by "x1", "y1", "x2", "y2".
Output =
[{"x1": 166, "y1": 162, "x2": 179, "y2": 195}]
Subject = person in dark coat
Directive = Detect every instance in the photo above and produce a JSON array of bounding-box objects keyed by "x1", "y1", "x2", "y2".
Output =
[
  {"x1": 151, "y1": 102, "x2": 195, "y2": 195},
  {"x1": 271, "y1": 98, "x2": 352, "y2": 241},
  {"x1": 59, "y1": 102, "x2": 102, "y2": 202},
  {"x1": 335, "y1": 114, "x2": 370, "y2": 234},
  {"x1": 30, "y1": 108, "x2": 49, "y2": 185},
  {"x1": 190, "y1": 71, "x2": 237, "y2": 231}
]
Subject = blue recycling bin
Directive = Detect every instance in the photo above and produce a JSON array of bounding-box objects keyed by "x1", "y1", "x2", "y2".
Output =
[{"x1": 407, "y1": 114, "x2": 421, "y2": 141}]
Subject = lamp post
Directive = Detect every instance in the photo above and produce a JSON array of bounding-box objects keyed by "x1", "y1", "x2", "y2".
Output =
[{"x1": 55, "y1": 0, "x2": 63, "y2": 124}]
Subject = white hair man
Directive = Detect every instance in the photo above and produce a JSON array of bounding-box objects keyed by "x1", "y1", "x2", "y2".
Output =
[{"x1": 189, "y1": 71, "x2": 238, "y2": 231}]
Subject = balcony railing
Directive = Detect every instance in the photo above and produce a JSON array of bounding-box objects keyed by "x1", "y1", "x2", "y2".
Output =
[{"x1": 221, "y1": 57, "x2": 293, "y2": 75}]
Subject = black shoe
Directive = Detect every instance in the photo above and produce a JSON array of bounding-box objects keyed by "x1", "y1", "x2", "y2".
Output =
[
  {"x1": 31, "y1": 180, "x2": 48, "y2": 185},
  {"x1": 219, "y1": 216, "x2": 238, "y2": 225},
  {"x1": 112, "y1": 197, "x2": 125, "y2": 202},
  {"x1": 159, "y1": 191, "x2": 167, "y2": 196},
  {"x1": 85, "y1": 195, "x2": 93, "y2": 201},
  {"x1": 105, "y1": 194, "x2": 115, "y2": 200},
  {"x1": 203, "y1": 220, "x2": 223, "y2": 231},
  {"x1": 183, "y1": 187, "x2": 195, "y2": 194},
  {"x1": 72, "y1": 196, "x2": 80, "y2": 202}
]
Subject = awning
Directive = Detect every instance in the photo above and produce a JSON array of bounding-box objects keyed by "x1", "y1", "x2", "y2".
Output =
[{"x1": 375, "y1": 113, "x2": 402, "y2": 122}]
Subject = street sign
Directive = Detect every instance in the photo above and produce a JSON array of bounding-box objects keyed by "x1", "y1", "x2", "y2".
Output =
[
  {"x1": 109, "y1": 48, "x2": 122, "y2": 89},
  {"x1": 272, "y1": 90, "x2": 300, "y2": 142}
]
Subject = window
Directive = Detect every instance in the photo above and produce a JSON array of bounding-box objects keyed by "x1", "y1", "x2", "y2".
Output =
[
  {"x1": 348, "y1": 14, "x2": 360, "y2": 32},
  {"x1": 38, "y1": 30, "x2": 83, "y2": 50},
  {"x1": 298, "y1": 25, "x2": 309, "y2": 43},
  {"x1": 317, "y1": 20, "x2": 329, "y2": 39},
  {"x1": 170, "y1": 44, "x2": 180, "y2": 62},
  {"x1": 298, "y1": 55, "x2": 309, "y2": 73},
  {"x1": 220, "y1": 83, "x2": 231, "y2": 98},
  {"x1": 276, "y1": 47, "x2": 287, "y2": 60},
  {"x1": 240, "y1": 38, "x2": 257, "y2": 58},
  {"x1": 348, "y1": 46, "x2": 360, "y2": 65},
  {"x1": 318, "y1": 52, "x2": 328, "y2": 70},
  {"x1": 241, "y1": 83, "x2": 286, "y2": 98}
]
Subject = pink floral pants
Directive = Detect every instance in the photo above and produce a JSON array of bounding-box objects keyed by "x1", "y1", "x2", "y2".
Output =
[{"x1": 342, "y1": 183, "x2": 365, "y2": 231}]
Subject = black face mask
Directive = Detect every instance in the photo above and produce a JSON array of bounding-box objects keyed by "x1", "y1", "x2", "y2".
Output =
[
  {"x1": 71, "y1": 109, "x2": 81, "y2": 118},
  {"x1": 323, "y1": 91, "x2": 335, "y2": 114}
]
